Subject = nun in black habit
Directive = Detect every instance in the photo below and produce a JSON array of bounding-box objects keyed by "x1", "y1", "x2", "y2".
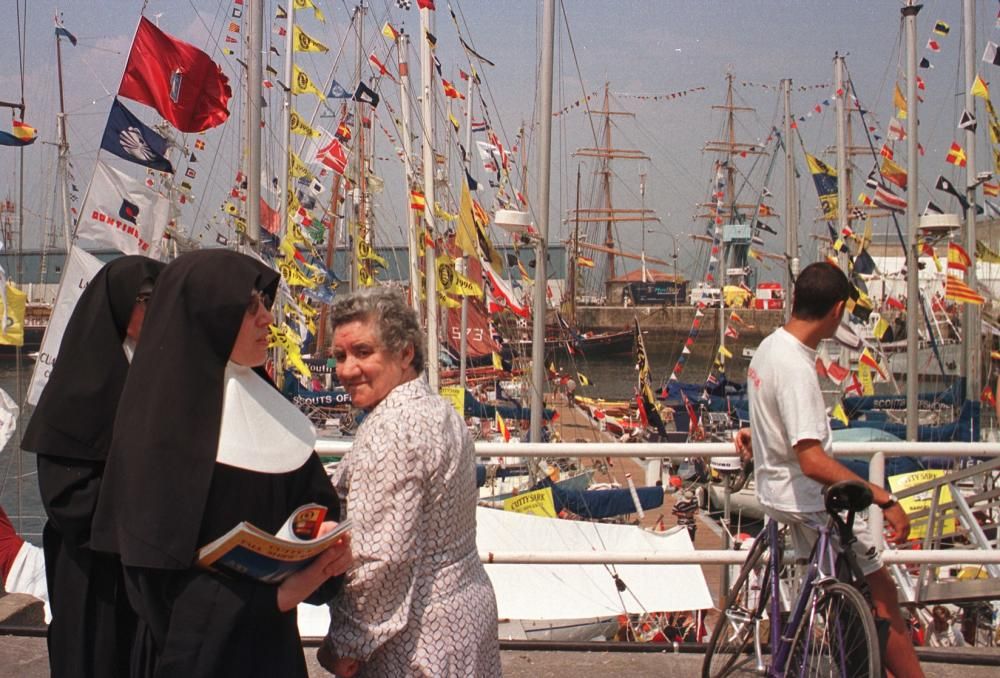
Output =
[
  {"x1": 21, "y1": 255, "x2": 165, "y2": 678},
  {"x1": 90, "y1": 249, "x2": 351, "y2": 678}
]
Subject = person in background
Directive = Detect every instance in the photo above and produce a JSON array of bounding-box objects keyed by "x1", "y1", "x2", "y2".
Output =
[
  {"x1": 320, "y1": 287, "x2": 500, "y2": 677},
  {"x1": 0, "y1": 503, "x2": 49, "y2": 620},
  {"x1": 736, "y1": 261, "x2": 924, "y2": 678},
  {"x1": 21, "y1": 255, "x2": 164, "y2": 678},
  {"x1": 926, "y1": 605, "x2": 966, "y2": 647},
  {"x1": 90, "y1": 250, "x2": 352, "y2": 678}
]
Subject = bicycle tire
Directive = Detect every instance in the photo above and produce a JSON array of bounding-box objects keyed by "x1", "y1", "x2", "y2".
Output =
[
  {"x1": 786, "y1": 581, "x2": 880, "y2": 678},
  {"x1": 701, "y1": 533, "x2": 772, "y2": 678}
]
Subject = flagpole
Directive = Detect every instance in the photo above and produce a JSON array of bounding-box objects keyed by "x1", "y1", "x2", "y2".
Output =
[
  {"x1": 529, "y1": 0, "x2": 556, "y2": 445},
  {"x1": 962, "y1": 0, "x2": 981, "y2": 403},
  {"x1": 903, "y1": 1, "x2": 921, "y2": 441},
  {"x1": 459, "y1": 68, "x2": 475, "y2": 389},
  {"x1": 782, "y1": 78, "x2": 798, "y2": 324},
  {"x1": 420, "y1": 4, "x2": 439, "y2": 390},
  {"x1": 53, "y1": 19, "x2": 74, "y2": 255},
  {"x1": 246, "y1": 0, "x2": 263, "y2": 250},
  {"x1": 278, "y1": 1, "x2": 294, "y2": 245},
  {"x1": 397, "y1": 33, "x2": 423, "y2": 326}
]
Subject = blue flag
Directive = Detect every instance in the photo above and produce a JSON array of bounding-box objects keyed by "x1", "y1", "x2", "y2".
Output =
[
  {"x1": 55, "y1": 26, "x2": 77, "y2": 46},
  {"x1": 100, "y1": 98, "x2": 174, "y2": 173},
  {"x1": 327, "y1": 79, "x2": 351, "y2": 98}
]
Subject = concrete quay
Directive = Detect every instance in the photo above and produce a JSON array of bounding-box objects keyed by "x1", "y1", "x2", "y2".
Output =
[{"x1": 1, "y1": 627, "x2": 998, "y2": 678}]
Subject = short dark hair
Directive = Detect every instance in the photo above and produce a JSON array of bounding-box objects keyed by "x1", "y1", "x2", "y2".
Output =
[{"x1": 792, "y1": 262, "x2": 851, "y2": 320}]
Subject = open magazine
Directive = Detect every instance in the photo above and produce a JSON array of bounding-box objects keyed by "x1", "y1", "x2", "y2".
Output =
[{"x1": 196, "y1": 503, "x2": 352, "y2": 584}]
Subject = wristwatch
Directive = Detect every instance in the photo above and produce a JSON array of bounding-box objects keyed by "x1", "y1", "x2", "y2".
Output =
[{"x1": 877, "y1": 493, "x2": 899, "y2": 510}]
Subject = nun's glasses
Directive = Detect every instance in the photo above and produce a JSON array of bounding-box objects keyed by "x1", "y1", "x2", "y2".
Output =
[{"x1": 247, "y1": 290, "x2": 272, "y2": 315}]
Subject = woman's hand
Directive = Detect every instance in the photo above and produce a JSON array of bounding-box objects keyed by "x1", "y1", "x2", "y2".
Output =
[{"x1": 276, "y1": 522, "x2": 353, "y2": 612}]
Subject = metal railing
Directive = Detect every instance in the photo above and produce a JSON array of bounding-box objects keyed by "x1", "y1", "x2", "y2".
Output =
[{"x1": 316, "y1": 439, "x2": 1000, "y2": 573}]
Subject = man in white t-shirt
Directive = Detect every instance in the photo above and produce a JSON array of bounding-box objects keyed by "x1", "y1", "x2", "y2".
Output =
[{"x1": 737, "y1": 261, "x2": 924, "y2": 678}]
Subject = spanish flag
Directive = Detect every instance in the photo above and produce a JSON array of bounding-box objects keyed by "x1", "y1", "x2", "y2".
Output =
[
  {"x1": 0, "y1": 120, "x2": 37, "y2": 147},
  {"x1": 495, "y1": 411, "x2": 510, "y2": 442},
  {"x1": 947, "y1": 242, "x2": 972, "y2": 273},
  {"x1": 945, "y1": 275, "x2": 985, "y2": 304}
]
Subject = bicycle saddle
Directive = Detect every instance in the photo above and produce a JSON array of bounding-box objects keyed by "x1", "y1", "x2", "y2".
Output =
[{"x1": 824, "y1": 480, "x2": 873, "y2": 513}]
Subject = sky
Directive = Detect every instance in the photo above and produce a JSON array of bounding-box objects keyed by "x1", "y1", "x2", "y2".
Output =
[{"x1": 2, "y1": 0, "x2": 1000, "y2": 287}]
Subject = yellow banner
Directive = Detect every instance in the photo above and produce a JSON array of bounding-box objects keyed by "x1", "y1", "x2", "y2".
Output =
[
  {"x1": 888, "y1": 470, "x2": 957, "y2": 539},
  {"x1": 0, "y1": 282, "x2": 26, "y2": 346},
  {"x1": 439, "y1": 385, "x2": 465, "y2": 414},
  {"x1": 857, "y1": 362, "x2": 875, "y2": 396},
  {"x1": 503, "y1": 487, "x2": 557, "y2": 518}
]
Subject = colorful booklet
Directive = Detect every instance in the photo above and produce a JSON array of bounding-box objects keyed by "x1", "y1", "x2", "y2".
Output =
[{"x1": 196, "y1": 503, "x2": 351, "y2": 584}]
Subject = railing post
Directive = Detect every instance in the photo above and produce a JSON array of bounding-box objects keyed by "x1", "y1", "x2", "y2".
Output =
[{"x1": 868, "y1": 450, "x2": 886, "y2": 548}]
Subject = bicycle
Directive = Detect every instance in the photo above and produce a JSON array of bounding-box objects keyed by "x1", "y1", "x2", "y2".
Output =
[{"x1": 702, "y1": 479, "x2": 883, "y2": 677}]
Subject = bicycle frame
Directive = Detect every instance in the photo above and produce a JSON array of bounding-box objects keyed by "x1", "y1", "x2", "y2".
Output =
[{"x1": 762, "y1": 516, "x2": 842, "y2": 677}]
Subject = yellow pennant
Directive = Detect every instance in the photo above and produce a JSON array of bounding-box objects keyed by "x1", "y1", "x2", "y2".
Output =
[
  {"x1": 289, "y1": 109, "x2": 321, "y2": 137},
  {"x1": 292, "y1": 64, "x2": 326, "y2": 100},
  {"x1": 971, "y1": 74, "x2": 990, "y2": 100},
  {"x1": 292, "y1": 0, "x2": 325, "y2": 22},
  {"x1": 288, "y1": 151, "x2": 312, "y2": 179},
  {"x1": 292, "y1": 25, "x2": 328, "y2": 53},
  {"x1": 356, "y1": 239, "x2": 387, "y2": 267},
  {"x1": 831, "y1": 402, "x2": 849, "y2": 426}
]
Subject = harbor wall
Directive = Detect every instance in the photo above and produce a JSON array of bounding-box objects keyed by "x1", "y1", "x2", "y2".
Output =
[{"x1": 574, "y1": 305, "x2": 784, "y2": 381}]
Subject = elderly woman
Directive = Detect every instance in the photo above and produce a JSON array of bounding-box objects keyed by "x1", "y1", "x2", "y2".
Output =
[
  {"x1": 22, "y1": 255, "x2": 164, "y2": 678},
  {"x1": 90, "y1": 250, "x2": 352, "y2": 678},
  {"x1": 321, "y1": 287, "x2": 500, "y2": 677}
]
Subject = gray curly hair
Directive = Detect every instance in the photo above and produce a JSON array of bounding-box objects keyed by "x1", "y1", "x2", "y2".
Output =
[{"x1": 330, "y1": 287, "x2": 425, "y2": 373}]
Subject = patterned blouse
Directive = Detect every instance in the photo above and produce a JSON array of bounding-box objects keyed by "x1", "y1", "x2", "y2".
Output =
[{"x1": 327, "y1": 377, "x2": 501, "y2": 677}]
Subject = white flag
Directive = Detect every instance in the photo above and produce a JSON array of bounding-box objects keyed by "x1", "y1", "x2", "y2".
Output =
[
  {"x1": 27, "y1": 246, "x2": 106, "y2": 405},
  {"x1": 302, "y1": 127, "x2": 348, "y2": 174},
  {"x1": 75, "y1": 161, "x2": 170, "y2": 255}
]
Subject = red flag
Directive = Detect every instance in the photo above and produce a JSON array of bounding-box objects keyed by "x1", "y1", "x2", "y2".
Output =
[
  {"x1": 885, "y1": 296, "x2": 905, "y2": 310},
  {"x1": 442, "y1": 79, "x2": 465, "y2": 100},
  {"x1": 636, "y1": 392, "x2": 649, "y2": 427},
  {"x1": 368, "y1": 53, "x2": 397, "y2": 83},
  {"x1": 417, "y1": 0, "x2": 436, "y2": 9},
  {"x1": 815, "y1": 356, "x2": 828, "y2": 379},
  {"x1": 118, "y1": 17, "x2": 232, "y2": 133},
  {"x1": 826, "y1": 360, "x2": 849, "y2": 385},
  {"x1": 259, "y1": 198, "x2": 281, "y2": 234}
]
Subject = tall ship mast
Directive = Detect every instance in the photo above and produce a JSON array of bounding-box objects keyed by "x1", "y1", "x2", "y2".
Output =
[{"x1": 567, "y1": 83, "x2": 663, "y2": 313}]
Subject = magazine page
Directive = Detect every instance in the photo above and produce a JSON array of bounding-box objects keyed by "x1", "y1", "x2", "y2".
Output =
[{"x1": 196, "y1": 505, "x2": 352, "y2": 584}]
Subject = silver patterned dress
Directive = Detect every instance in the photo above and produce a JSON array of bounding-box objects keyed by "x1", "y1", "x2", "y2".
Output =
[{"x1": 327, "y1": 377, "x2": 501, "y2": 677}]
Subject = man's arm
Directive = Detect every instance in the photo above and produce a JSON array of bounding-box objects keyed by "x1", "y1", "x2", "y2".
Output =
[{"x1": 795, "y1": 439, "x2": 911, "y2": 544}]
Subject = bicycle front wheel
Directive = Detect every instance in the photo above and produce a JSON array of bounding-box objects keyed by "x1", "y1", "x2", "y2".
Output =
[
  {"x1": 786, "y1": 581, "x2": 880, "y2": 678},
  {"x1": 701, "y1": 534, "x2": 771, "y2": 678}
]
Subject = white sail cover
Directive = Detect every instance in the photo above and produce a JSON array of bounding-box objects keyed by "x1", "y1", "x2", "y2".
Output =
[{"x1": 477, "y1": 507, "x2": 713, "y2": 619}]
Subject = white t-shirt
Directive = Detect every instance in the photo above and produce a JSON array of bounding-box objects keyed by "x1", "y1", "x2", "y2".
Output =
[{"x1": 747, "y1": 327, "x2": 832, "y2": 513}]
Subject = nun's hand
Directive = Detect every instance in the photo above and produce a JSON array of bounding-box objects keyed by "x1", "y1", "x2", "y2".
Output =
[{"x1": 276, "y1": 526, "x2": 353, "y2": 612}]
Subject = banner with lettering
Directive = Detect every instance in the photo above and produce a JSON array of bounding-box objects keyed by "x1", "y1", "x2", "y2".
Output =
[{"x1": 27, "y1": 247, "x2": 106, "y2": 404}]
